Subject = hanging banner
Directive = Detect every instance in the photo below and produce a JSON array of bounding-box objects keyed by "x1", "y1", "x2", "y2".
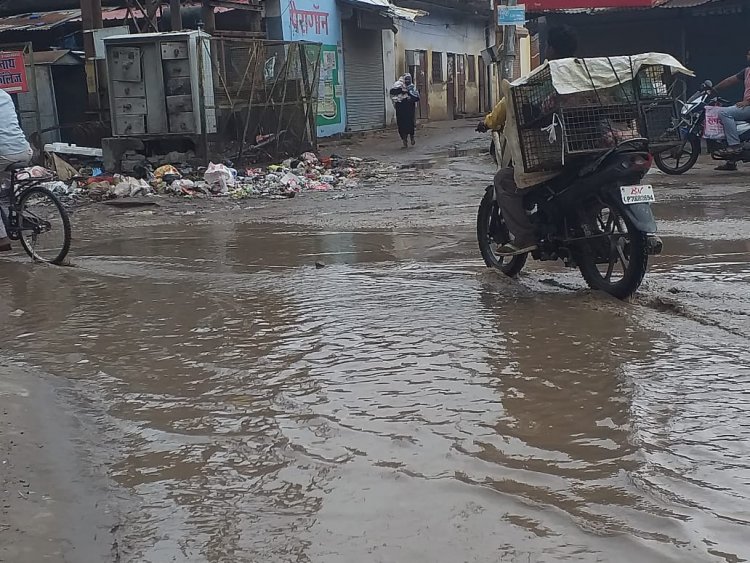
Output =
[
  {"x1": 0, "y1": 51, "x2": 29, "y2": 94},
  {"x1": 525, "y1": 0, "x2": 653, "y2": 9}
]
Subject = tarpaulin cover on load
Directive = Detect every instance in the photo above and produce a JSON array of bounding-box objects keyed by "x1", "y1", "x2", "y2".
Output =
[{"x1": 511, "y1": 53, "x2": 693, "y2": 95}]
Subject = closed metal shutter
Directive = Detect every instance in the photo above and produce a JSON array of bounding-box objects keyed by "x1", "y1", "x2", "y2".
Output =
[{"x1": 342, "y1": 24, "x2": 385, "y2": 132}]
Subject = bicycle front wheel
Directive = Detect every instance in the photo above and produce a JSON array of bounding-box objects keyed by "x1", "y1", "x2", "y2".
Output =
[{"x1": 18, "y1": 186, "x2": 71, "y2": 265}]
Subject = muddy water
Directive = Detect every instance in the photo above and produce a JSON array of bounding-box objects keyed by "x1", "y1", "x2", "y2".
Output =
[{"x1": 1, "y1": 224, "x2": 749, "y2": 562}]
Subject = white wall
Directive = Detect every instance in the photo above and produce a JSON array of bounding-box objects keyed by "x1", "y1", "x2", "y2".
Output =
[
  {"x1": 393, "y1": 13, "x2": 487, "y2": 80},
  {"x1": 391, "y1": 12, "x2": 489, "y2": 120}
]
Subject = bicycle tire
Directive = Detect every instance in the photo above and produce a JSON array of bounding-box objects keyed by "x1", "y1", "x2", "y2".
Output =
[{"x1": 17, "y1": 186, "x2": 71, "y2": 265}]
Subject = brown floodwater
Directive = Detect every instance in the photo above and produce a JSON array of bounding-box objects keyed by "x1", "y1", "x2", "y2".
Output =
[{"x1": 1, "y1": 222, "x2": 749, "y2": 563}]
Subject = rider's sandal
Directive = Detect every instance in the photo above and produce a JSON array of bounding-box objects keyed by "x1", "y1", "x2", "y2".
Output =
[{"x1": 497, "y1": 242, "x2": 537, "y2": 256}]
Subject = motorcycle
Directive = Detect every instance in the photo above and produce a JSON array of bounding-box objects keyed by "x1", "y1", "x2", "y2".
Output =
[
  {"x1": 477, "y1": 138, "x2": 662, "y2": 300},
  {"x1": 654, "y1": 80, "x2": 750, "y2": 174}
]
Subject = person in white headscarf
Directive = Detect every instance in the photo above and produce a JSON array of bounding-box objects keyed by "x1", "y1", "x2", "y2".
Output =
[{"x1": 389, "y1": 73, "x2": 420, "y2": 148}]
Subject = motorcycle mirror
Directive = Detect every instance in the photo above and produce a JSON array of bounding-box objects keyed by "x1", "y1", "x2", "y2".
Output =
[{"x1": 702, "y1": 80, "x2": 713, "y2": 90}]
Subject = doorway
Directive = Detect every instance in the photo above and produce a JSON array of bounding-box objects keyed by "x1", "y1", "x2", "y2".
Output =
[
  {"x1": 408, "y1": 50, "x2": 428, "y2": 119},
  {"x1": 456, "y1": 54, "x2": 466, "y2": 115},
  {"x1": 447, "y1": 53, "x2": 456, "y2": 120}
]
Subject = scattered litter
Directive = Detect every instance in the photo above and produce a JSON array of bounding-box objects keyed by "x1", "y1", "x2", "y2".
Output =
[
  {"x1": 112, "y1": 176, "x2": 152, "y2": 198},
  {"x1": 203, "y1": 162, "x2": 237, "y2": 194},
  {"x1": 154, "y1": 164, "x2": 181, "y2": 180},
  {"x1": 17, "y1": 166, "x2": 53, "y2": 180},
  {"x1": 50, "y1": 154, "x2": 79, "y2": 181},
  {"x1": 13, "y1": 152, "x2": 393, "y2": 205},
  {"x1": 9, "y1": 309, "x2": 24, "y2": 318}
]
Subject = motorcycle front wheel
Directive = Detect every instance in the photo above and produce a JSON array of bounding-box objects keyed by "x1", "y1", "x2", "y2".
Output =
[
  {"x1": 577, "y1": 202, "x2": 648, "y2": 300},
  {"x1": 477, "y1": 186, "x2": 527, "y2": 277},
  {"x1": 653, "y1": 136, "x2": 700, "y2": 175}
]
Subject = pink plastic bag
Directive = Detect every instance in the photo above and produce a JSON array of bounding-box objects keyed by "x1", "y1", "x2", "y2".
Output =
[{"x1": 703, "y1": 106, "x2": 726, "y2": 140}]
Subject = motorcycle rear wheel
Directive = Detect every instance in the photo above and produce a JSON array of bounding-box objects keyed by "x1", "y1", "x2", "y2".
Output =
[
  {"x1": 477, "y1": 186, "x2": 527, "y2": 277},
  {"x1": 653, "y1": 136, "x2": 700, "y2": 175},
  {"x1": 577, "y1": 202, "x2": 648, "y2": 300}
]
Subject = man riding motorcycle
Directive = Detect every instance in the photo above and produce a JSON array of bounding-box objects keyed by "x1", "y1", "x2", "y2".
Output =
[
  {"x1": 712, "y1": 48, "x2": 750, "y2": 170},
  {"x1": 477, "y1": 26, "x2": 579, "y2": 256}
]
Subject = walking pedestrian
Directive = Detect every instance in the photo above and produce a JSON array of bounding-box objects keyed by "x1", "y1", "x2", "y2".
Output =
[{"x1": 390, "y1": 73, "x2": 420, "y2": 148}]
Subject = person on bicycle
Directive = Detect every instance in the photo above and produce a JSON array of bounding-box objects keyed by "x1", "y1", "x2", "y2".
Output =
[
  {"x1": 482, "y1": 26, "x2": 579, "y2": 256},
  {"x1": 0, "y1": 88, "x2": 33, "y2": 252}
]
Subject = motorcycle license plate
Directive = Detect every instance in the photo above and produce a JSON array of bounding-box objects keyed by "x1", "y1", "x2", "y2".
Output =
[{"x1": 620, "y1": 185, "x2": 655, "y2": 205}]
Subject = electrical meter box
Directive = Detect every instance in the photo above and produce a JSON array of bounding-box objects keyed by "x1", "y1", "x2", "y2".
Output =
[{"x1": 104, "y1": 30, "x2": 216, "y2": 137}]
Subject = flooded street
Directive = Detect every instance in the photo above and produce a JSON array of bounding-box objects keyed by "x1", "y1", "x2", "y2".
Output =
[{"x1": 2, "y1": 130, "x2": 750, "y2": 562}]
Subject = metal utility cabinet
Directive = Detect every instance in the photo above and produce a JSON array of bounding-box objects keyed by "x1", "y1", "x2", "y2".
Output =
[{"x1": 104, "y1": 31, "x2": 216, "y2": 137}]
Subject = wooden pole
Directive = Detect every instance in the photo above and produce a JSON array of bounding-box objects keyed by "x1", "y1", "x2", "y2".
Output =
[{"x1": 80, "y1": 0, "x2": 103, "y2": 109}]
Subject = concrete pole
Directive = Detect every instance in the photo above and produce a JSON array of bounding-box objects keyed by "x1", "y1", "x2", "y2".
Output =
[
  {"x1": 500, "y1": 0, "x2": 517, "y2": 82},
  {"x1": 170, "y1": 0, "x2": 183, "y2": 31}
]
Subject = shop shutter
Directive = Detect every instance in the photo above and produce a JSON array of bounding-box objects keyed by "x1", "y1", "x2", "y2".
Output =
[{"x1": 342, "y1": 24, "x2": 385, "y2": 131}]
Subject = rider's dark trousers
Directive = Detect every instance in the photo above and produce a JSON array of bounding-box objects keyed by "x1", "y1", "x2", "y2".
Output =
[{"x1": 494, "y1": 167, "x2": 536, "y2": 247}]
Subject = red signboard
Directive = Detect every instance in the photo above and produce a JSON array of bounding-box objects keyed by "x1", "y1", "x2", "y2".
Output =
[
  {"x1": 0, "y1": 52, "x2": 28, "y2": 94},
  {"x1": 525, "y1": 0, "x2": 653, "y2": 9}
]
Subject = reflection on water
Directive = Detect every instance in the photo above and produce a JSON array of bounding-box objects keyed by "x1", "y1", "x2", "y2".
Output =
[{"x1": 1, "y1": 224, "x2": 749, "y2": 562}]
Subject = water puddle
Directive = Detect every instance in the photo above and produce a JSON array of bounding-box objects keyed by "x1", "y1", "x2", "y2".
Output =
[{"x1": 1, "y1": 223, "x2": 749, "y2": 562}]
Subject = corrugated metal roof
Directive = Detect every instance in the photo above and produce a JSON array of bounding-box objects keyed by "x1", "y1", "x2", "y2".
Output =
[
  {"x1": 0, "y1": 9, "x2": 80, "y2": 32},
  {"x1": 31, "y1": 49, "x2": 83, "y2": 65},
  {"x1": 0, "y1": 5, "x2": 237, "y2": 33}
]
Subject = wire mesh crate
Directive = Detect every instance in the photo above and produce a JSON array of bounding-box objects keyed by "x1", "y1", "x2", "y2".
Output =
[
  {"x1": 517, "y1": 124, "x2": 565, "y2": 172},
  {"x1": 562, "y1": 104, "x2": 640, "y2": 154},
  {"x1": 511, "y1": 60, "x2": 681, "y2": 173},
  {"x1": 639, "y1": 99, "x2": 680, "y2": 147},
  {"x1": 512, "y1": 65, "x2": 557, "y2": 130},
  {"x1": 637, "y1": 65, "x2": 673, "y2": 99}
]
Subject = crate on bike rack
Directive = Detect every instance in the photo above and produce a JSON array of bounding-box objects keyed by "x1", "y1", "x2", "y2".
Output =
[
  {"x1": 636, "y1": 64, "x2": 674, "y2": 100},
  {"x1": 639, "y1": 98, "x2": 680, "y2": 148},
  {"x1": 510, "y1": 59, "x2": 682, "y2": 173}
]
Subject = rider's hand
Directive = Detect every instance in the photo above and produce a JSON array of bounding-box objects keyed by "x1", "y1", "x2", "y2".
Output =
[
  {"x1": 737, "y1": 100, "x2": 750, "y2": 108},
  {"x1": 476, "y1": 121, "x2": 488, "y2": 133}
]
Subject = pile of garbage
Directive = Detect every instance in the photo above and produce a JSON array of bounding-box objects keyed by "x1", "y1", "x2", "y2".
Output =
[
  {"x1": 160, "y1": 152, "x2": 366, "y2": 200},
  {"x1": 42, "y1": 151, "x2": 381, "y2": 203}
]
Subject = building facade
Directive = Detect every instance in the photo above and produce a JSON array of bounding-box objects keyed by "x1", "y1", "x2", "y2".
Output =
[
  {"x1": 267, "y1": 0, "x2": 499, "y2": 137},
  {"x1": 386, "y1": 9, "x2": 491, "y2": 125}
]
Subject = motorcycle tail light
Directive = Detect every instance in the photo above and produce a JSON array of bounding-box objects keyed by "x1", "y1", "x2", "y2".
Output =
[{"x1": 627, "y1": 154, "x2": 652, "y2": 171}]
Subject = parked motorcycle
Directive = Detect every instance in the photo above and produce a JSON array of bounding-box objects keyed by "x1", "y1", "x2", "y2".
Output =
[
  {"x1": 654, "y1": 80, "x2": 750, "y2": 174},
  {"x1": 477, "y1": 138, "x2": 663, "y2": 300}
]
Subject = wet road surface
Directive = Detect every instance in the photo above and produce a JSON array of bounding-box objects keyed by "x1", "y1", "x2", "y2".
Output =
[{"x1": 1, "y1": 146, "x2": 750, "y2": 562}]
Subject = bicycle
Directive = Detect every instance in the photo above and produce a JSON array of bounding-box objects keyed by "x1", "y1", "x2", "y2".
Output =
[{"x1": 0, "y1": 163, "x2": 71, "y2": 265}]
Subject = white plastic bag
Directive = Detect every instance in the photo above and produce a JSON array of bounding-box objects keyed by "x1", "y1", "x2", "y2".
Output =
[
  {"x1": 203, "y1": 162, "x2": 237, "y2": 194},
  {"x1": 703, "y1": 106, "x2": 726, "y2": 140}
]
